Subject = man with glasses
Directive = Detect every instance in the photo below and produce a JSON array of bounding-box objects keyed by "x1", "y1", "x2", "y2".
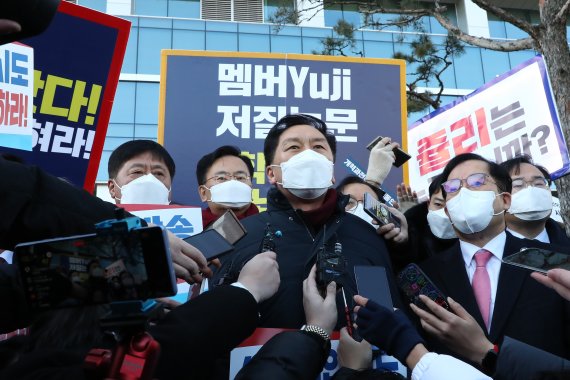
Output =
[
  {"x1": 500, "y1": 155, "x2": 569, "y2": 245},
  {"x1": 411, "y1": 153, "x2": 570, "y2": 375},
  {"x1": 196, "y1": 145, "x2": 259, "y2": 228}
]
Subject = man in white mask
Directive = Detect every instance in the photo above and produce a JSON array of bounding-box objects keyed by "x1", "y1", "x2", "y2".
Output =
[
  {"x1": 196, "y1": 145, "x2": 258, "y2": 228},
  {"x1": 211, "y1": 114, "x2": 403, "y2": 330},
  {"x1": 107, "y1": 140, "x2": 175, "y2": 205},
  {"x1": 392, "y1": 174, "x2": 457, "y2": 272},
  {"x1": 500, "y1": 155, "x2": 569, "y2": 245},
  {"x1": 409, "y1": 153, "x2": 570, "y2": 373}
]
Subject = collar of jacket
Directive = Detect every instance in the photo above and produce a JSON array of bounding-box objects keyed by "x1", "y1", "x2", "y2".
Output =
[{"x1": 266, "y1": 187, "x2": 349, "y2": 213}]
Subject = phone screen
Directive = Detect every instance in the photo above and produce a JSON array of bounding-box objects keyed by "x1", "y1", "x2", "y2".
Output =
[
  {"x1": 397, "y1": 263, "x2": 450, "y2": 311},
  {"x1": 354, "y1": 266, "x2": 393, "y2": 309},
  {"x1": 15, "y1": 226, "x2": 176, "y2": 310},
  {"x1": 184, "y1": 229, "x2": 234, "y2": 261},
  {"x1": 363, "y1": 192, "x2": 401, "y2": 227},
  {"x1": 206, "y1": 210, "x2": 247, "y2": 245},
  {"x1": 503, "y1": 248, "x2": 570, "y2": 273}
]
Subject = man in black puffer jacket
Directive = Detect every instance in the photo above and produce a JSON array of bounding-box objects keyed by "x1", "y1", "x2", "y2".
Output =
[{"x1": 211, "y1": 114, "x2": 403, "y2": 330}]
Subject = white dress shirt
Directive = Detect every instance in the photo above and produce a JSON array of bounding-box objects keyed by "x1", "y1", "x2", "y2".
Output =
[
  {"x1": 460, "y1": 231, "x2": 506, "y2": 331},
  {"x1": 507, "y1": 227, "x2": 550, "y2": 243},
  {"x1": 412, "y1": 352, "x2": 491, "y2": 380}
]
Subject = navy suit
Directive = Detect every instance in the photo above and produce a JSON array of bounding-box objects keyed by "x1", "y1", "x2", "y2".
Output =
[{"x1": 419, "y1": 232, "x2": 570, "y2": 360}]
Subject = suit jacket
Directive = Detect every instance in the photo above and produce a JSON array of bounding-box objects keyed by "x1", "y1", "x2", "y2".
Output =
[
  {"x1": 419, "y1": 232, "x2": 570, "y2": 360},
  {"x1": 546, "y1": 218, "x2": 570, "y2": 246}
]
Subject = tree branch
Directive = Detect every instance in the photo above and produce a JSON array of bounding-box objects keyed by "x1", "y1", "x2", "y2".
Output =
[
  {"x1": 431, "y1": 12, "x2": 535, "y2": 52},
  {"x1": 407, "y1": 87, "x2": 439, "y2": 109},
  {"x1": 555, "y1": 0, "x2": 570, "y2": 24},
  {"x1": 471, "y1": 0, "x2": 536, "y2": 35}
]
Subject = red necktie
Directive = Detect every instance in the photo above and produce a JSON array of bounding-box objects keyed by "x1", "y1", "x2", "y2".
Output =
[{"x1": 473, "y1": 249, "x2": 492, "y2": 330}]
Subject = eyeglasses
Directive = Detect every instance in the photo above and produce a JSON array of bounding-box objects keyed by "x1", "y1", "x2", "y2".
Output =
[
  {"x1": 345, "y1": 196, "x2": 363, "y2": 211},
  {"x1": 511, "y1": 177, "x2": 549, "y2": 191},
  {"x1": 206, "y1": 173, "x2": 251, "y2": 184},
  {"x1": 441, "y1": 173, "x2": 495, "y2": 194}
]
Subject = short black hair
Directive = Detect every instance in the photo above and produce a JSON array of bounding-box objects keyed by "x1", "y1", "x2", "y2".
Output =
[
  {"x1": 439, "y1": 153, "x2": 512, "y2": 199},
  {"x1": 336, "y1": 175, "x2": 384, "y2": 200},
  {"x1": 428, "y1": 173, "x2": 445, "y2": 198},
  {"x1": 499, "y1": 154, "x2": 551, "y2": 185},
  {"x1": 108, "y1": 140, "x2": 175, "y2": 179},
  {"x1": 263, "y1": 114, "x2": 337, "y2": 165},
  {"x1": 196, "y1": 145, "x2": 254, "y2": 185}
]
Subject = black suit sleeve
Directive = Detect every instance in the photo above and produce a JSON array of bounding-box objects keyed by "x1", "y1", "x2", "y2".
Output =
[
  {"x1": 150, "y1": 285, "x2": 259, "y2": 379},
  {"x1": 235, "y1": 330, "x2": 330, "y2": 380},
  {"x1": 0, "y1": 158, "x2": 119, "y2": 249},
  {"x1": 495, "y1": 336, "x2": 570, "y2": 380},
  {"x1": 0, "y1": 263, "x2": 30, "y2": 332}
]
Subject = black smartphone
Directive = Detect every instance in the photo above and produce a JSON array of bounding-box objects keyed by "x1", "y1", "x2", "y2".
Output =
[
  {"x1": 366, "y1": 136, "x2": 411, "y2": 168},
  {"x1": 14, "y1": 226, "x2": 177, "y2": 310},
  {"x1": 206, "y1": 209, "x2": 247, "y2": 245},
  {"x1": 503, "y1": 247, "x2": 570, "y2": 273},
  {"x1": 397, "y1": 263, "x2": 450, "y2": 312},
  {"x1": 354, "y1": 265, "x2": 393, "y2": 309},
  {"x1": 183, "y1": 229, "x2": 234, "y2": 261},
  {"x1": 363, "y1": 192, "x2": 401, "y2": 228}
]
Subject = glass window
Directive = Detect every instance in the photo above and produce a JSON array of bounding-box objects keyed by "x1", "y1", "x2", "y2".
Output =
[
  {"x1": 481, "y1": 49, "x2": 511, "y2": 82},
  {"x1": 78, "y1": 0, "x2": 106, "y2": 12},
  {"x1": 168, "y1": 0, "x2": 200, "y2": 18},
  {"x1": 122, "y1": 26, "x2": 139, "y2": 73},
  {"x1": 453, "y1": 47, "x2": 484, "y2": 90},
  {"x1": 110, "y1": 82, "x2": 136, "y2": 124},
  {"x1": 270, "y1": 35, "x2": 303, "y2": 53},
  {"x1": 106, "y1": 123, "x2": 135, "y2": 138},
  {"x1": 429, "y1": 4, "x2": 457, "y2": 34},
  {"x1": 206, "y1": 32, "x2": 238, "y2": 51},
  {"x1": 362, "y1": 30, "x2": 393, "y2": 42},
  {"x1": 239, "y1": 33, "x2": 270, "y2": 52},
  {"x1": 96, "y1": 151, "x2": 114, "y2": 181},
  {"x1": 488, "y1": 13, "x2": 507, "y2": 39},
  {"x1": 508, "y1": 50, "x2": 538, "y2": 68},
  {"x1": 265, "y1": 0, "x2": 295, "y2": 23},
  {"x1": 134, "y1": 0, "x2": 168, "y2": 16},
  {"x1": 135, "y1": 83, "x2": 160, "y2": 124},
  {"x1": 362, "y1": 40, "x2": 394, "y2": 58},
  {"x1": 173, "y1": 30, "x2": 206, "y2": 49},
  {"x1": 134, "y1": 124, "x2": 159, "y2": 139},
  {"x1": 138, "y1": 28, "x2": 172, "y2": 74}
]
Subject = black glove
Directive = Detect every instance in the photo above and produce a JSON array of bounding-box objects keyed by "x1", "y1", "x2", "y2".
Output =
[{"x1": 356, "y1": 300, "x2": 424, "y2": 364}]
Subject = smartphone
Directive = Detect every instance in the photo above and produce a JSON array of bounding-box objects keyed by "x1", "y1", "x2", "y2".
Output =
[
  {"x1": 503, "y1": 247, "x2": 570, "y2": 273},
  {"x1": 183, "y1": 229, "x2": 234, "y2": 261},
  {"x1": 354, "y1": 266, "x2": 393, "y2": 309},
  {"x1": 363, "y1": 192, "x2": 401, "y2": 228},
  {"x1": 366, "y1": 136, "x2": 412, "y2": 168},
  {"x1": 14, "y1": 226, "x2": 177, "y2": 310},
  {"x1": 206, "y1": 209, "x2": 247, "y2": 245},
  {"x1": 397, "y1": 263, "x2": 450, "y2": 312}
]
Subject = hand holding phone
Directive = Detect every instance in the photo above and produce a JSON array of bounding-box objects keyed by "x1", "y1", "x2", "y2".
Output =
[
  {"x1": 363, "y1": 192, "x2": 401, "y2": 228},
  {"x1": 366, "y1": 136, "x2": 411, "y2": 168},
  {"x1": 397, "y1": 263, "x2": 450, "y2": 312},
  {"x1": 503, "y1": 247, "x2": 570, "y2": 273}
]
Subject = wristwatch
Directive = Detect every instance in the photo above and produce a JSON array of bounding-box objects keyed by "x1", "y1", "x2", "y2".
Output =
[
  {"x1": 482, "y1": 344, "x2": 499, "y2": 375},
  {"x1": 300, "y1": 325, "x2": 329, "y2": 342}
]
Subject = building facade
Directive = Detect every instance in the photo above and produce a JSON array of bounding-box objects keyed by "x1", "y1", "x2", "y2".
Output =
[{"x1": 71, "y1": 0, "x2": 554, "y2": 193}]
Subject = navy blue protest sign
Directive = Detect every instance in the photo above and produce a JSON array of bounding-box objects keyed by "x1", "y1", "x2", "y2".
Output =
[
  {"x1": 0, "y1": 2, "x2": 130, "y2": 191},
  {"x1": 159, "y1": 52, "x2": 406, "y2": 208}
]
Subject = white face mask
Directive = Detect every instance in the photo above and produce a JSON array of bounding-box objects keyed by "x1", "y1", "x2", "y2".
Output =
[
  {"x1": 115, "y1": 174, "x2": 171, "y2": 205},
  {"x1": 427, "y1": 208, "x2": 456, "y2": 239},
  {"x1": 446, "y1": 188, "x2": 503, "y2": 234},
  {"x1": 275, "y1": 149, "x2": 333, "y2": 199},
  {"x1": 508, "y1": 187, "x2": 552, "y2": 221},
  {"x1": 205, "y1": 180, "x2": 252, "y2": 208},
  {"x1": 348, "y1": 203, "x2": 377, "y2": 228}
]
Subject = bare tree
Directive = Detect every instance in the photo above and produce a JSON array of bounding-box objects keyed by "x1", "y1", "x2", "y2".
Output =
[{"x1": 272, "y1": 0, "x2": 570, "y2": 234}]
